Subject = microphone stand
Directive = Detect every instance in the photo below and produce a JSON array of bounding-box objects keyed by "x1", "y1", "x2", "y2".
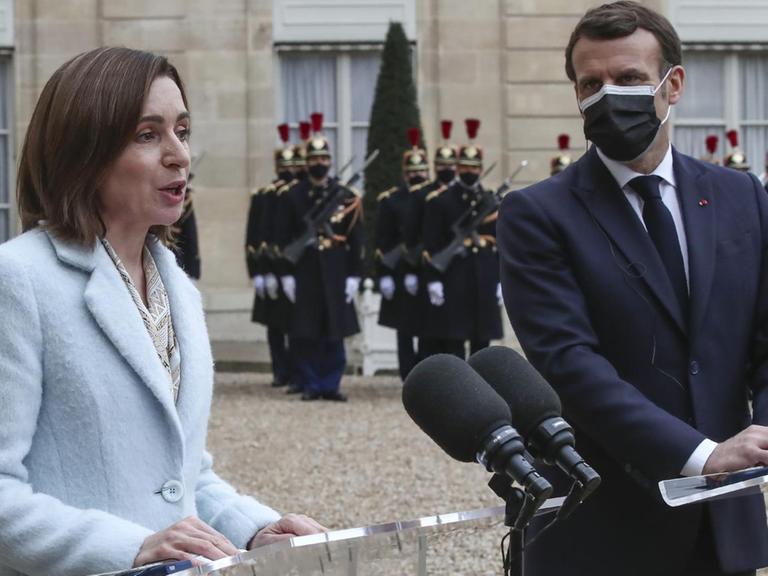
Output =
[{"x1": 488, "y1": 475, "x2": 528, "y2": 576}]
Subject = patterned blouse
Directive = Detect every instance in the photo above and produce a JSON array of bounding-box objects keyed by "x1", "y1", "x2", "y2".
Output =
[{"x1": 101, "y1": 238, "x2": 182, "y2": 403}]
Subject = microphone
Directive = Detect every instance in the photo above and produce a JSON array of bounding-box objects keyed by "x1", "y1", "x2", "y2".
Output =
[
  {"x1": 468, "y1": 346, "x2": 601, "y2": 516},
  {"x1": 402, "y1": 354, "x2": 552, "y2": 502}
]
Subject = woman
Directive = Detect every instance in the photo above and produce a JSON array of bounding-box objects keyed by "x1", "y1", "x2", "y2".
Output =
[{"x1": 0, "y1": 47, "x2": 322, "y2": 576}]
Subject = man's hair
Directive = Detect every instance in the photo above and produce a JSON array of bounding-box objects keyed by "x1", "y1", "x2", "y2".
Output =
[
  {"x1": 564, "y1": 1, "x2": 682, "y2": 82},
  {"x1": 17, "y1": 47, "x2": 189, "y2": 245}
]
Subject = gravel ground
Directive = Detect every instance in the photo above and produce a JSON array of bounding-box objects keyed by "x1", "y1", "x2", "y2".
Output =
[{"x1": 207, "y1": 372, "x2": 768, "y2": 576}]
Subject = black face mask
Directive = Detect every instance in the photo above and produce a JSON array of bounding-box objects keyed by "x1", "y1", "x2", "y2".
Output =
[
  {"x1": 408, "y1": 175, "x2": 427, "y2": 186},
  {"x1": 277, "y1": 170, "x2": 293, "y2": 182},
  {"x1": 308, "y1": 164, "x2": 330, "y2": 180},
  {"x1": 459, "y1": 172, "x2": 479, "y2": 188},
  {"x1": 580, "y1": 70, "x2": 671, "y2": 163},
  {"x1": 437, "y1": 168, "x2": 455, "y2": 184}
]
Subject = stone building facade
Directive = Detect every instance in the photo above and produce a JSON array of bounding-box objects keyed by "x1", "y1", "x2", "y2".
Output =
[{"x1": 5, "y1": 0, "x2": 767, "y2": 366}]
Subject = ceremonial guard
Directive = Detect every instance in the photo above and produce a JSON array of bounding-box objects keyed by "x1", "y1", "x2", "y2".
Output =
[
  {"x1": 550, "y1": 133, "x2": 572, "y2": 176},
  {"x1": 374, "y1": 128, "x2": 429, "y2": 380},
  {"x1": 724, "y1": 129, "x2": 751, "y2": 172},
  {"x1": 246, "y1": 123, "x2": 296, "y2": 388},
  {"x1": 403, "y1": 120, "x2": 457, "y2": 360},
  {"x1": 701, "y1": 134, "x2": 719, "y2": 164},
  {"x1": 275, "y1": 112, "x2": 364, "y2": 401},
  {"x1": 172, "y1": 177, "x2": 201, "y2": 280},
  {"x1": 420, "y1": 118, "x2": 503, "y2": 359}
]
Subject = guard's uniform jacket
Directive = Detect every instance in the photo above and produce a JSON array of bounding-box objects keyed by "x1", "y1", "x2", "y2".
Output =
[
  {"x1": 422, "y1": 181, "x2": 502, "y2": 341},
  {"x1": 173, "y1": 191, "x2": 201, "y2": 280},
  {"x1": 276, "y1": 178, "x2": 364, "y2": 341}
]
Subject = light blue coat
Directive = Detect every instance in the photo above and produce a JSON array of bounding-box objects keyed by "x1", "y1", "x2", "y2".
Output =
[{"x1": 0, "y1": 229, "x2": 280, "y2": 576}]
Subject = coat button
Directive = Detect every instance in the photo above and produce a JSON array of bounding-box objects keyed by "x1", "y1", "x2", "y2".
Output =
[
  {"x1": 160, "y1": 480, "x2": 184, "y2": 503},
  {"x1": 689, "y1": 361, "x2": 700, "y2": 375}
]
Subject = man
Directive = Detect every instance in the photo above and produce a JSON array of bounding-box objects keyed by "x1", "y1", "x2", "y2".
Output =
[
  {"x1": 498, "y1": 3, "x2": 768, "y2": 575},
  {"x1": 374, "y1": 127, "x2": 429, "y2": 380},
  {"x1": 246, "y1": 123, "x2": 296, "y2": 388},
  {"x1": 275, "y1": 112, "x2": 364, "y2": 402},
  {"x1": 172, "y1": 178, "x2": 201, "y2": 280},
  {"x1": 421, "y1": 118, "x2": 502, "y2": 359},
  {"x1": 724, "y1": 128, "x2": 751, "y2": 173},
  {"x1": 550, "y1": 133, "x2": 572, "y2": 176},
  {"x1": 405, "y1": 120, "x2": 458, "y2": 361}
]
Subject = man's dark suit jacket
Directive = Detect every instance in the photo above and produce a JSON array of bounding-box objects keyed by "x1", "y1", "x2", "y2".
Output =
[{"x1": 498, "y1": 146, "x2": 768, "y2": 575}]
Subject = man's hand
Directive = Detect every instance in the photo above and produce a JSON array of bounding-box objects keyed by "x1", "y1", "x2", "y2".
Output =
[
  {"x1": 496, "y1": 282, "x2": 503, "y2": 307},
  {"x1": 247, "y1": 514, "x2": 328, "y2": 549},
  {"x1": 379, "y1": 276, "x2": 395, "y2": 300},
  {"x1": 702, "y1": 425, "x2": 768, "y2": 475},
  {"x1": 280, "y1": 275, "x2": 296, "y2": 303},
  {"x1": 404, "y1": 273, "x2": 419, "y2": 296},
  {"x1": 265, "y1": 273, "x2": 279, "y2": 300},
  {"x1": 345, "y1": 276, "x2": 361, "y2": 303},
  {"x1": 252, "y1": 275, "x2": 265, "y2": 299},
  {"x1": 134, "y1": 516, "x2": 239, "y2": 567},
  {"x1": 428, "y1": 281, "x2": 444, "y2": 306}
]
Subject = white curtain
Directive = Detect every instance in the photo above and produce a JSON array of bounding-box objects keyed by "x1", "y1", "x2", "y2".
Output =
[
  {"x1": 741, "y1": 54, "x2": 768, "y2": 174},
  {"x1": 280, "y1": 54, "x2": 338, "y2": 159},
  {"x1": 673, "y1": 53, "x2": 725, "y2": 161},
  {"x1": 0, "y1": 59, "x2": 9, "y2": 243}
]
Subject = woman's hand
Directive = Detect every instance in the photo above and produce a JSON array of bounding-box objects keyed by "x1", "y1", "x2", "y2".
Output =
[
  {"x1": 133, "y1": 516, "x2": 239, "y2": 566},
  {"x1": 247, "y1": 513, "x2": 328, "y2": 549}
]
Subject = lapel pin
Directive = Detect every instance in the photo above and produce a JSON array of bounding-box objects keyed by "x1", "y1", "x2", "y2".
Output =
[{"x1": 698, "y1": 199, "x2": 709, "y2": 207}]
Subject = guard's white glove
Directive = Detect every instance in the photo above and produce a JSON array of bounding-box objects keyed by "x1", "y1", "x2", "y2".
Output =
[
  {"x1": 497, "y1": 283, "x2": 503, "y2": 307},
  {"x1": 345, "y1": 276, "x2": 361, "y2": 303},
  {"x1": 379, "y1": 276, "x2": 395, "y2": 300},
  {"x1": 404, "y1": 273, "x2": 419, "y2": 296},
  {"x1": 280, "y1": 275, "x2": 296, "y2": 303},
  {"x1": 428, "y1": 281, "x2": 445, "y2": 307},
  {"x1": 253, "y1": 275, "x2": 266, "y2": 299},
  {"x1": 265, "y1": 273, "x2": 279, "y2": 300}
]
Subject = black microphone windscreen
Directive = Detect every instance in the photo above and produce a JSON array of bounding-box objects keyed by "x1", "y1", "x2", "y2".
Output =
[
  {"x1": 402, "y1": 354, "x2": 512, "y2": 463},
  {"x1": 468, "y1": 346, "x2": 561, "y2": 438}
]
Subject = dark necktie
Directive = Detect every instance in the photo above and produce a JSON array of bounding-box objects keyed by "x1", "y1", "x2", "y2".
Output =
[{"x1": 629, "y1": 175, "x2": 688, "y2": 317}]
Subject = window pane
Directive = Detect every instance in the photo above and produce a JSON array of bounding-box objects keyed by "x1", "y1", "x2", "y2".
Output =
[
  {"x1": 673, "y1": 126, "x2": 726, "y2": 161},
  {"x1": 741, "y1": 54, "x2": 768, "y2": 121},
  {"x1": 280, "y1": 54, "x2": 337, "y2": 124},
  {"x1": 350, "y1": 52, "x2": 381, "y2": 123},
  {"x1": 0, "y1": 210, "x2": 7, "y2": 244},
  {"x1": 676, "y1": 53, "x2": 724, "y2": 120},
  {"x1": 0, "y1": 60, "x2": 7, "y2": 130},
  {"x1": 743, "y1": 126, "x2": 768, "y2": 176},
  {"x1": 0, "y1": 136, "x2": 7, "y2": 204},
  {"x1": 351, "y1": 126, "x2": 369, "y2": 188}
]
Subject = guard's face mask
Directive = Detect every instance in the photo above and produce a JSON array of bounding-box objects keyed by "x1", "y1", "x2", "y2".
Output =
[
  {"x1": 579, "y1": 67, "x2": 673, "y2": 163},
  {"x1": 436, "y1": 168, "x2": 456, "y2": 184},
  {"x1": 308, "y1": 164, "x2": 330, "y2": 180},
  {"x1": 459, "y1": 172, "x2": 479, "y2": 187},
  {"x1": 408, "y1": 175, "x2": 427, "y2": 186}
]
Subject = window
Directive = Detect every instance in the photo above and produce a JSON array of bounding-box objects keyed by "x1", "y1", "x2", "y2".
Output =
[
  {"x1": 277, "y1": 49, "x2": 381, "y2": 185},
  {"x1": 673, "y1": 49, "x2": 768, "y2": 175},
  {"x1": 0, "y1": 55, "x2": 11, "y2": 243}
]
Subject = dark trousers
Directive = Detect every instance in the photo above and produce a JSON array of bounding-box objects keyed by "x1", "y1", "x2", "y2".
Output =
[
  {"x1": 683, "y1": 511, "x2": 755, "y2": 576},
  {"x1": 291, "y1": 338, "x2": 346, "y2": 395},
  {"x1": 267, "y1": 326, "x2": 291, "y2": 384},
  {"x1": 419, "y1": 338, "x2": 490, "y2": 360},
  {"x1": 396, "y1": 330, "x2": 418, "y2": 381}
]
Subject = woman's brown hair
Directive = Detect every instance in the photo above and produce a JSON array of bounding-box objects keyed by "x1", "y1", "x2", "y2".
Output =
[{"x1": 17, "y1": 47, "x2": 189, "y2": 245}]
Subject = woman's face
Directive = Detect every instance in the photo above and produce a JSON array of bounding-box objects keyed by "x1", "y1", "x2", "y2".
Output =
[{"x1": 99, "y1": 76, "x2": 190, "y2": 236}]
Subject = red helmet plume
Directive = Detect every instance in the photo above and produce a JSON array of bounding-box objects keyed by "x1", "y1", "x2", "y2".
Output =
[
  {"x1": 465, "y1": 118, "x2": 480, "y2": 141},
  {"x1": 277, "y1": 123, "x2": 290, "y2": 143},
  {"x1": 726, "y1": 129, "x2": 739, "y2": 148},
  {"x1": 441, "y1": 120, "x2": 453, "y2": 141},
  {"x1": 299, "y1": 121, "x2": 311, "y2": 141},
  {"x1": 705, "y1": 135, "x2": 718, "y2": 154},
  {"x1": 407, "y1": 127, "x2": 421, "y2": 148},
  {"x1": 310, "y1": 112, "x2": 324, "y2": 133},
  {"x1": 557, "y1": 134, "x2": 570, "y2": 151}
]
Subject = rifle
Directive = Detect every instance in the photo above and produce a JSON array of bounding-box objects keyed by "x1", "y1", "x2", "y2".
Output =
[
  {"x1": 281, "y1": 150, "x2": 379, "y2": 264},
  {"x1": 427, "y1": 160, "x2": 527, "y2": 274},
  {"x1": 336, "y1": 155, "x2": 355, "y2": 179}
]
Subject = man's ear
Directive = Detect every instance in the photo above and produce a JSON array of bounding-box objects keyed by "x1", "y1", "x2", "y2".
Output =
[{"x1": 667, "y1": 65, "x2": 685, "y2": 106}]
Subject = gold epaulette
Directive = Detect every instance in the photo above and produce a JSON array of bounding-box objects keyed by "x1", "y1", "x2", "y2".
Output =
[
  {"x1": 277, "y1": 178, "x2": 299, "y2": 195},
  {"x1": 409, "y1": 181, "x2": 430, "y2": 193},
  {"x1": 425, "y1": 183, "x2": 448, "y2": 202},
  {"x1": 377, "y1": 186, "x2": 398, "y2": 202},
  {"x1": 250, "y1": 187, "x2": 264, "y2": 196}
]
